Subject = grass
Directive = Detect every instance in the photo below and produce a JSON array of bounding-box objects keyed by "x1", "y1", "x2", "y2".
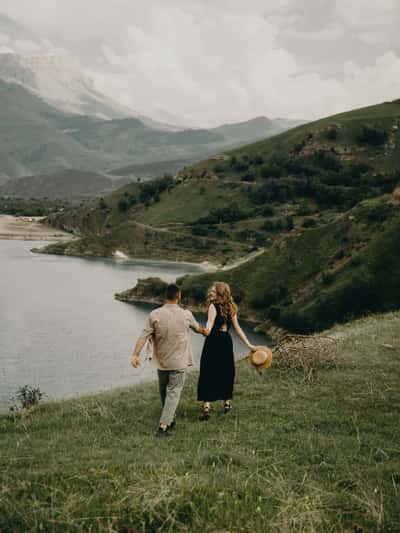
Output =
[{"x1": 1, "y1": 312, "x2": 400, "y2": 531}]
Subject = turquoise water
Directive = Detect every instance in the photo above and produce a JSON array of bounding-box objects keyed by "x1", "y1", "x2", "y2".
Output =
[{"x1": 0, "y1": 240, "x2": 264, "y2": 409}]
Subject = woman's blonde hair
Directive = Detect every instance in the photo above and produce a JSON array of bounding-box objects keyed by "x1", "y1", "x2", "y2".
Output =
[{"x1": 208, "y1": 281, "x2": 237, "y2": 322}]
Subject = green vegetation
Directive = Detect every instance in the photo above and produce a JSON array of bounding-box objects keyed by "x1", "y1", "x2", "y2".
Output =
[
  {"x1": 0, "y1": 196, "x2": 70, "y2": 216},
  {"x1": 42, "y1": 99, "x2": 400, "y2": 332},
  {"x1": 0, "y1": 170, "x2": 116, "y2": 200},
  {"x1": 1, "y1": 312, "x2": 399, "y2": 531},
  {"x1": 178, "y1": 196, "x2": 400, "y2": 332}
]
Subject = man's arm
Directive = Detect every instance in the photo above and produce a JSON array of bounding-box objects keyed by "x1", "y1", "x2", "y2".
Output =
[
  {"x1": 131, "y1": 317, "x2": 154, "y2": 367},
  {"x1": 187, "y1": 310, "x2": 207, "y2": 335}
]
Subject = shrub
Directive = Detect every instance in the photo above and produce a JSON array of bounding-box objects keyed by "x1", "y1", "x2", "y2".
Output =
[
  {"x1": 261, "y1": 220, "x2": 275, "y2": 232},
  {"x1": 233, "y1": 160, "x2": 249, "y2": 172},
  {"x1": 253, "y1": 154, "x2": 265, "y2": 166},
  {"x1": 302, "y1": 217, "x2": 317, "y2": 228},
  {"x1": 297, "y1": 204, "x2": 313, "y2": 216},
  {"x1": 261, "y1": 205, "x2": 274, "y2": 217},
  {"x1": 196, "y1": 203, "x2": 248, "y2": 224},
  {"x1": 293, "y1": 141, "x2": 305, "y2": 153},
  {"x1": 322, "y1": 272, "x2": 335, "y2": 285},
  {"x1": 313, "y1": 150, "x2": 342, "y2": 172},
  {"x1": 366, "y1": 203, "x2": 392, "y2": 223},
  {"x1": 326, "y1": 127, "x2": 338, "y2": 140},
  {"x1": 14, "y1": 385, "x2": 44, "y2": 410},
  {"x1": 267, "y1": 305, "x2": 282, "y2": 321},
  {"x1": 191, "y1": 225, "x2": 210, "y2": 236},
  {"x1": 118, "y1": 198, "x2": 129, "y2": 212},
  {"x1": 241, "y1": 173, "x2": 256, "y2": 182},
  {"x1": 357, "y1": 124, "x2": 388, "y2": 145},
  {"x1": 286, "y1": 216, "x2": 294, "y2": 231}
]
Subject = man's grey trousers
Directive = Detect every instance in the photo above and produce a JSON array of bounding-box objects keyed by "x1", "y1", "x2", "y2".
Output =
[{"x1": 157, "y1": 369, "x2": 186, "y2": 426}]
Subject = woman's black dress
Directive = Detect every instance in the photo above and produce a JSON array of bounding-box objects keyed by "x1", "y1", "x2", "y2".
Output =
[{"x1": 197, "y1": 303, "x2": 235, "y2": 401}]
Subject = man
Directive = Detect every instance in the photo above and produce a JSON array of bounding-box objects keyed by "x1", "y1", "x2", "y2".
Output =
[{"x1": 131, "y1": 283, "x2": 205, "y2": 437}]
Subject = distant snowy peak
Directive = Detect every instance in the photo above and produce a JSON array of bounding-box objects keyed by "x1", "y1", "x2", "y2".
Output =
[{"x1": 0, "y1": 52, "x2": 137, "y2": 120}]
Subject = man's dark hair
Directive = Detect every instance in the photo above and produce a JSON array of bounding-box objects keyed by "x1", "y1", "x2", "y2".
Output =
[{"x1": 165, "y1": 283, "x2": 181, "y2": 301}]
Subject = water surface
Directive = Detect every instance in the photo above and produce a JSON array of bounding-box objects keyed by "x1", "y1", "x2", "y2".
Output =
[{"x1": 0, "y1": 240, "x2": 264, "y2": 409}]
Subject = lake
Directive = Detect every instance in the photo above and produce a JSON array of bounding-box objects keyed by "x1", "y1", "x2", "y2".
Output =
[{"x1": 0, "y1": 240, "x2": 265, "y2": 409}]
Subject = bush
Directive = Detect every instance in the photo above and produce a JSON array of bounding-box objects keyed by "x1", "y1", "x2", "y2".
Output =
[
  {"x1": 191, "y1": 225, "x2": 210, "y2": 236},
  {"x1": 366, "y1": 203, "x2": 392, "y2": 223},
  {"x1": 196, "y1": 203, "x2": 248, "y2": 224},
  {"x1": 13, "y1": 385, "x2": 44, "y2": 410},
  {"x1": 233, "y1": 160, "x2": 249, "y2": 172},
  {"x1": 241, "y1": 173, "x2": 256, "y2": 182},
  {"x1": 322, "y1": 272, "x2": 335, "y2": 285},
  {"x1": 261, "y1": 220, "x2": 275, "y2": 232},
  {"x1": 253, "y1": 154, "x2": 264, "y2": 166},
  {"x1": 286, "y1": 216, "x2": 294, "y2": 231},
  {"x1": 118, "y1": 198, "x2": 129, "y2": 212},
  {"x1": 297, "y1": 204, "x2": 313, "y2": 216},
  {"x1": 357, "y1": 124, "x2": 388, "y2": 145},
  {"x1": 326, "y1": 127, "x2": 338, "y2": 140},
  {"x1": 261, "y1": 205, "x2": 274, "y2": 217},
  {"x1": 267, "y1": 305, "x2": 282, "y2": 321},
  {"x1": 313, "y1": 150, "x2": 342, "y2": 172},
  {"x1": 302, "y1": 217, "x2": 317, "y2": 228}
]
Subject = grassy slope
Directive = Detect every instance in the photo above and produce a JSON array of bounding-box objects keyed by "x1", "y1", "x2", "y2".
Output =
[
  {"x1": 41, "y1": 179, "x2": 253, "y2": 262},
  {"x1": 1, "y1": 312, "x2": 399, "y2": 531},
  {"x1": 179, "y1": 196, "x2": 400, "y2": 331},
  {"x1": 194, "y1": 99, "x2": 400, "y2": 174}
]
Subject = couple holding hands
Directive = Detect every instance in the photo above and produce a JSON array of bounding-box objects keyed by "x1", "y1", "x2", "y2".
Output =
[{"x1": 131, "y1": 281, "x2": 258, "y2": 437}]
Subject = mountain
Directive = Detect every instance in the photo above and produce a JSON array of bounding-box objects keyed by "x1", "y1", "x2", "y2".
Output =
[
  {"x1": 211, "y1": 116, "x2": 304, "y2": 146},
  {"x1": 0, "y1": 52, "x2": 142, "y2": 121},
  {"x1": 0, "y1": 79, "x2": 110, "y2": 178},
  {"x1": 40, "y1": 98, "x2": 400, "y2": 334},
  {"x1": 0, "y1": 79, "x2": 301, "y2": 184}
]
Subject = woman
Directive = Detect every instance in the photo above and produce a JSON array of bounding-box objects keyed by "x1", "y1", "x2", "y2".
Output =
[{"x1": 197, "y1": 281, "x2": 256, "y2": 420}]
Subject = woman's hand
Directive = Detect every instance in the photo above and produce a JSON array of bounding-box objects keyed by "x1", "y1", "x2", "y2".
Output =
[
  {"x1": 203, "y1": 327, "x2": 210, "y2": 336},
  {"x1": 248, "y1": 344, "x2": 257, "y2": 352},
  {"x1": 131, "y1": 354, "x2": 141, "y2": 368}
]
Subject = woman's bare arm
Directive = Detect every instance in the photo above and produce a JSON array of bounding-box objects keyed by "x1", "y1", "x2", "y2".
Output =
[
  {"x1": 231, "y1": 314, "x2": 256, "y2": 350},
  {"x1": 204, "y1": 304, "x2": 217, "y2": 335}
]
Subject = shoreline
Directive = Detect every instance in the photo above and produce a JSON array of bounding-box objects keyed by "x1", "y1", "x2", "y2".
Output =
[{"x1": 0, "y1": 215, "x2": 73, "y2": 242}]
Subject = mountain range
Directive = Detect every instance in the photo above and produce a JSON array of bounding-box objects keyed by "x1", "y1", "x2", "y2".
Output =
[
  {"x1": 0, "y1": 76, "x2": 302, "y2": 195},
  {"x1": 0, "y1": 12, "x2": 303, "y2": 195}
]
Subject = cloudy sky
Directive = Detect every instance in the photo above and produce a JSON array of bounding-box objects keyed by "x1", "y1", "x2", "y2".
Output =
[{"x1": 0, "y1": 0, "x2": 399, "y2": 127}]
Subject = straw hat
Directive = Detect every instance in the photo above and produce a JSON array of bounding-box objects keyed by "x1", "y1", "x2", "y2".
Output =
[{"x1": 249, "y1": 346, "x2": 273, "y2": 373}]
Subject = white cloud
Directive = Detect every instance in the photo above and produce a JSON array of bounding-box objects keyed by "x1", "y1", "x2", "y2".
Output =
[{"x1": 0, "y1": 1, "x2": 399, "y2": 126}]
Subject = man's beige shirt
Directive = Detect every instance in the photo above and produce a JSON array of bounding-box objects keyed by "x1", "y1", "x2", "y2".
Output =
[{"x1": 138, "y1": 304, "x2": 199, "y2": 370}]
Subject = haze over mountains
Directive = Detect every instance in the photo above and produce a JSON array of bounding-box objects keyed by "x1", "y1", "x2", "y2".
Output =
[{"x1": 0, "y1": 12, "x2": 303, "y2": 197}]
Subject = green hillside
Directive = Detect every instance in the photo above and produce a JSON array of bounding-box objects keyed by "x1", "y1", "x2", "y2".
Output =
[
  {"x1": 0, "y1": 170, "x2": 114, "y2": 200},
  {"x1": 1, "y1": 312, "x2": 399, "y2": 531},
  {"x1": 177, "y1": 196, "x2": 400, "y2": 332},
  {"x1": 42, "y1": 99, "x2": 400, "y2": 333}
]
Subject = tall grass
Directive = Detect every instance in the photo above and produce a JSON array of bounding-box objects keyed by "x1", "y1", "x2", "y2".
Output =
[{"x1": 1, "y1": 312, "x2": 399, "y2": 531}]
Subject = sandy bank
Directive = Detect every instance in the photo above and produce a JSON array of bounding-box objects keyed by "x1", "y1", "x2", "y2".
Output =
[{"x1": 0, "y1": 215, "x2": 73, "y2": 241}]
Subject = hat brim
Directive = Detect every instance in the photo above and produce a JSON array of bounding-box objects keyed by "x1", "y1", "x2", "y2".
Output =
[{"x1": 249, "y1": 346, "x2": 273, "y2": 370}]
